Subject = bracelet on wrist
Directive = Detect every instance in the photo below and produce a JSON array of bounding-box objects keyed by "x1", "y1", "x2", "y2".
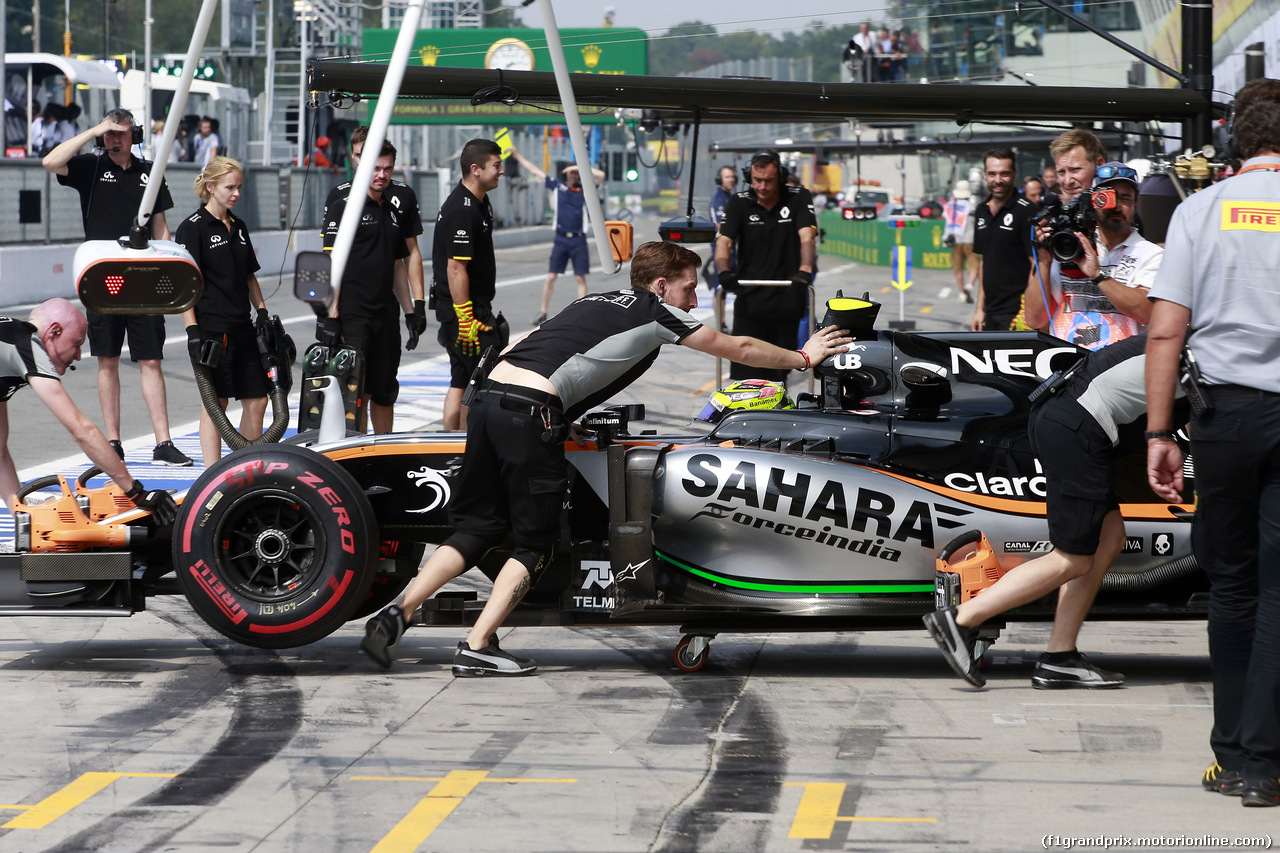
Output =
[
  {"x1": 796, "y1": 349, "x2": 811, "y2": 371},
  {"x1": 1144, "y1": 430, "x2": 1177, "y2": 441}
]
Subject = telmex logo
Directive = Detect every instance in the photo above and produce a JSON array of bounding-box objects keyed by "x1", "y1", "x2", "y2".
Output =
[
  {"x1": 950, "y1": 345, "x2": 1076, "y2": 379},
  {"x1": 1222, "y1": 201, "x2": 1280, "y2": 231}
]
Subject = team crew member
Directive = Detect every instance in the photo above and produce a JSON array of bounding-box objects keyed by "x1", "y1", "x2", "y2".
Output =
[
  {"x1": 432, "y1": 138, "x2": 505, "y2": 431},
  {"x1": 927, "y1": 335, "x2": 1181, "y2": 689},
  {"x1": 344, "y1": 126, "x2": 427, "y2": 350},
  {"x1": 176, "y1": 157, "x2": 271, "y2": 465},
  {"x1": 1146, "y1": 78, "x2": 1280, "y2": 808},
  {"x1": 715, "y1": 150, "x2": 818, "y2": 382},
  {"x1": 362, "y1": 240, "x2": 852, "y2": 674},
  {"x1": 320, "y1": 140, "x2": 412, "y2": 434},
  {"x1": 42, "y1": 108, "x2": 193, "y2": 467},
  {"x1": 971, "y1": 148, "x2": 1037, "y2": 331},
  {"x1": 0, "y1": 299, "x2": 177, "y2": 523},
  {"x1": 510, "y1": 146, "x2": 606, "y2": 325}
]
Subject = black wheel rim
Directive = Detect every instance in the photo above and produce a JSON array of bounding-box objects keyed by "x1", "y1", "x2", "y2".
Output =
[{"x1": 213, "y1": 489, "x2": 324, "y2": 602}]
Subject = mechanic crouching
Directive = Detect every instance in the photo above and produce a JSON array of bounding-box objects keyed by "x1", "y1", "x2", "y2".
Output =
[
  {"x1": 362, "y1": 240, "x2": 852, "y2": 675},
  {"x1": 925, "y1": 334, "x2": 1183, "y2": 689}
]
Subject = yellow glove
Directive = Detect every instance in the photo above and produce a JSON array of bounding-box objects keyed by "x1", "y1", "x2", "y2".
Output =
[{"x1": 453, "y1": 300, "x2": 493, "y2": 357}]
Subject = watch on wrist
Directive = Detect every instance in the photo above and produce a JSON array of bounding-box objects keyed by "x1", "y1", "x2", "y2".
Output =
[
  {"x1": 1090, "y1": 273, "x2": 1107, "y2": 285},
  {"x1": 1144, "y1": 430, "x2": 1177, "y2": 441}
]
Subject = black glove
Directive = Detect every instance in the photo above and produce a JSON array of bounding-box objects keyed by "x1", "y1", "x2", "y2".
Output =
[
  {"x1": 186, "y1": 325, "x2": 204, "y2": 364},
  {"x1": 717, "y1": 271, "x2": 739, "y2": 292},
  {"x1": 790, "y1": 270, "x2": 812, "y2": 289},
  {"x1": 405, "y1": 299, "x2": 427, "y2": 350},
  {"x1": 316, "y1": 316, "x2": 343, "y2": 348},
  {"x1": 255, "y1": 307, "x2": 270, "y2": 330},
  {"x1": 125, "y1": 480, "x2": 178, "y2": 526}
]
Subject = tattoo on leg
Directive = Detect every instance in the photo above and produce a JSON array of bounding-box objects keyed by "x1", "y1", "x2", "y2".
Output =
[{"x1": 508, "y1": 575, "x2": 530, "y2": 609}]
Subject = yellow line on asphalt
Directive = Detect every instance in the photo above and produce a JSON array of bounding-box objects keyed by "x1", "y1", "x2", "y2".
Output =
[{"x1": 3, "y1": 772, "x2": 176, "y2": 829}]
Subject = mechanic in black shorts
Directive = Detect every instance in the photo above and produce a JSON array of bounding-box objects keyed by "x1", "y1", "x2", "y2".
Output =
[
  {"x1": 319, "y1": 140, "x2": 412, "y2": 434},
  {"x1": 176, "y1": 156, "x2": 274, "y2": 465},
  {"x1": 0, "y1": 298, "x2": 176, "y2": 523},
  {"x1": 42, "y1": 108, "x2": 193, "y2": 466},
  {"x1": 714, "y1": 150, "x2": 817, "y2": 383},
  {"x1": 432, "y1": 138, "x2": 506, "y2": 431},
  {"x1": 361, "y1": 240, "x2": 853, "y2": 675},
  {"x1": 343, "y1": 126, "x2": 428, "y2": 351},
  {"x1": 924, "y1": 335, "x2": 1185, "y2": 688}
]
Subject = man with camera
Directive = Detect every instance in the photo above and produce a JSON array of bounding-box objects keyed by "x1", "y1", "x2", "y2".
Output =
[
  {"x1": 1023, "y1": 132, "x2": 1162, "y2": 350},
  {"x1": 714, "y1": 151, "x2": 817, "y2": 382},
  {"x1": 970, "y1": 147, "x2": 1037, "y2": 331},
  {"x1": 42, "y1": 108, "x2": 193, "y2": 467}
]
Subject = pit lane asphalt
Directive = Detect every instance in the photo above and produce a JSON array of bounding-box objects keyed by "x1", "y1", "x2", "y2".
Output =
[{"x1": 0, "y1": 229, "x2": 1258, "y2": 852}]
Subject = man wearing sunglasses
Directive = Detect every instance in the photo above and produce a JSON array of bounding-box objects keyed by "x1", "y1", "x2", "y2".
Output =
[{"x1": 1025, "y1": 130, "x2": 1162, "y2": 349}]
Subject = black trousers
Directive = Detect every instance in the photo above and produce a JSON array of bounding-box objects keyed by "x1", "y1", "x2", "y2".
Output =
[{"x1": 1190, "y1": 387, "x2": 1280, "y2": 779}]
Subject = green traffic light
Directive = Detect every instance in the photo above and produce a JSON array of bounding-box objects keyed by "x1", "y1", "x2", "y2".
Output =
[{"x1": 625, "y1": 168, "x2": 639, "y2": 181}]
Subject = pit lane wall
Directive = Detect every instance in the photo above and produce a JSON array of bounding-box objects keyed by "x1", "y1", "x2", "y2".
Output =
[{"x1": 818, "y1": 209, "x2": 952, "y2": 270}]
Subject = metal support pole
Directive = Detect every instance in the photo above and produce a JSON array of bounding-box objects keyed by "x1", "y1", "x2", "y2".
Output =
[
  {"x1": 298, "y1": 2, "x2": 308, "y2": 168},
  {"x1": 536, "y1": 0, "x2": 620, "y2": 276},
  {"x1": 1245, "y1": 42, "x2": 1266, "y2": 83},
  {"x1": 263, "y1": 0, "x2": 274, "y2": 166},
  {"x1": 143, "y1": 0, "x2": 153, "y2": 159},
  {"x1": 1182, "y1": 0, "x2": 1213, "y2": 152}
]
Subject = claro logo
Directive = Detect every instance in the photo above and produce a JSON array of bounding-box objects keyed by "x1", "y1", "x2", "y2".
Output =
[
  {"x1": 950, "y1": 345, "x2": 1077, "y2": 379},
  {"x1": 945, "y1": 460, "x2": 1047, "y2": 497}
]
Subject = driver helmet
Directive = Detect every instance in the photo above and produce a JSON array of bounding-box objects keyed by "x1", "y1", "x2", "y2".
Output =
[{"x1": 697, "y1": 379, "x2": 795, "y2": 425}]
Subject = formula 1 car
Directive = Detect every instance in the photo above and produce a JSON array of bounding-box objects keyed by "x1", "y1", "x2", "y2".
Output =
[{"x1": 2, "y1": 298, "x2": 1205, "y2": 669}]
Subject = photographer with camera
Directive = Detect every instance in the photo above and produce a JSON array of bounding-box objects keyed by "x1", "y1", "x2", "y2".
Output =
[
  {"x1": 971, "y1": 148, "x2": 1037, "y2": 331},
  {"x1": 42, "y1": 108, "x2": 193, "y2": 468},
  {"x1": 1024, "y1": 131, "x2": 1162, "y2": 350}
]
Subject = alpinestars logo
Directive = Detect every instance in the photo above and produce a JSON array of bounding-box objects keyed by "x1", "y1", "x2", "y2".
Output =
[{"x1": 680, "y1": 453, "x2": 971, "y2": 560}]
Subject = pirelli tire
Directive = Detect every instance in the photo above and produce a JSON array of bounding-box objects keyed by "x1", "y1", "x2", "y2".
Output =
[{"x1": 173, "y1": 444, "x2": 379, "y2": 649}]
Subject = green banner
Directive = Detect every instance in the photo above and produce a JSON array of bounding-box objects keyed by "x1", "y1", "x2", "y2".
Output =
[
  {"x1": 361, "y1": 27, "x2": 647, "y2": 125},
  {"x1": 818, "y1": 210, "x2": 952, "y2": 270}
]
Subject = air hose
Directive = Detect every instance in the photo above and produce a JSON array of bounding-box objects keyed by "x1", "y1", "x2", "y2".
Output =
[
  {"x1": 1100, "y1": 554, "x2": 1201, "y2": 593},
  {"x1": 192, "y1": 317, "x2": 295, "y2": 451}
]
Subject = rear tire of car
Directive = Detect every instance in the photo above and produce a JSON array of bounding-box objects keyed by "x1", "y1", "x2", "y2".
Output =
[{"x1": 173, "y1": 444, "x2": 379, "y2": 649}]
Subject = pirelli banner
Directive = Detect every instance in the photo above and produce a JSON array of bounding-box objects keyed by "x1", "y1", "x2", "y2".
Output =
[{"x1": 360, "y1": 27, "x2": 647, "y2": 125}]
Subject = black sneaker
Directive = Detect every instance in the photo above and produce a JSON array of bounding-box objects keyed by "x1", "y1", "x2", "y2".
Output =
[
  {"x1": 922, "y1": 608, "x2": 985, "y2": 688},
  {"x1": 109, "y1": 440, "x2": 125, "y2": 460},
  {"x1": 1203, "y1": 762, "x2": 1245, "y2": 796},
  {"x1": 360, "y1": 605, "x2": 407, "y2": 669},
  {"x1": 1031, "y1": 651, "x2": 1124, "y2": 689},
  {"x1": 533, "y1": 312, "x2": 547, "y2": 326},
  {"x1": 452, "y1": 634, "x2": 537, "y2": 677},
  {"x1": 153, "y1": 440, "x2": 194, "y2": 467},
  {"x1": 1242, "y1": 777, "x2": 1280, "y2": 807}
]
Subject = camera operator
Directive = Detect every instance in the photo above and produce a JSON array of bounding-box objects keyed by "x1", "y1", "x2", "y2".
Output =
[
  {"x1": 1024, "y1": 132, "x2": 1161, "y2": 349},
  {"x1": 971, "y1": 148, "x2": 1037, "y2": 331}
]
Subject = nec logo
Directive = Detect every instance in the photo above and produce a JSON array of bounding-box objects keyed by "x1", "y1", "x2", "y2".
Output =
[{"x1": 950, "y1": 345, "x2": 1076, "y2": 379}]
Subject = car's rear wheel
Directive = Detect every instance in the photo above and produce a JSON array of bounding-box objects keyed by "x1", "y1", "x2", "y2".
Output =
[{"x1": 173, "y1": 444, "x2": 379, "y2": 648}]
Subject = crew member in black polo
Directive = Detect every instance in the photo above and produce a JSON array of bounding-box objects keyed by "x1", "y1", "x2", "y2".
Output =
[
  {"x1": 714, "y1": 150, "x2": 817, "y2": 382},
  {"x1": 971, "y1": 147, "x2": 1037, "y2": 331},
  {"x1": 432, "y1": 138, "x2": 505, "y2": 432},
  {"x1": 177, "y1": 156, "x2": 272, "y2": 465},
  {"x1": 42, "y1": 107, "x2": 192, "y2": 467},
  {"x1": 321, "y1": 140, "x2": 411, "y2": 434},
  {"x1": 343, "y1": 125, "x2": 428, "y2": 351}
]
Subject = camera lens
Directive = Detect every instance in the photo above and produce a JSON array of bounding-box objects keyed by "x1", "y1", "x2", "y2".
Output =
[{"x1": 1049, "y1": 230, "x2": 1084, "y2": 262}]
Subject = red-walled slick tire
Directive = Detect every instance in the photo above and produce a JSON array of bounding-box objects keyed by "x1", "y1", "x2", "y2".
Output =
[{"x1": 173, "y1": 444, "x2": 379, "y2": 649}]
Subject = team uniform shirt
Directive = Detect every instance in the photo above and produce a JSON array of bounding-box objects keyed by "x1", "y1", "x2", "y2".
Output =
[
  {"x1": 431, "y1": 182, "x2": 496, "y2": 307},
  {"x1": 57, "y1": 152, "x2": 174, "y2": 240},
  {"x1": 972, "y1": 193, "x2": 1036, "y2": 322},
  {"x1": 709, "y1": 186, "x2": 733, "y2": 226},
  {"x1": 1061, "y1": 334, "x2": 1180, "y2": 445},
  {"x1": 0, "y1": 318, "x2": 60, "y2": 401},
  {"x1": 381, "y1": 180, "x2": 424, "y2": 239},
  {"x1": 717, "y1": 184, "x2": 817, "y2": 318},
  {"x1": 176, "y1": 206, "x2": 262, "y2": 333},
  {"x1": 548, "y1": 177, "x2": 588, "y2": 235},
  {"x1": 1048, "y1": 230, "x2": 1162, "y2": 350},
  {"x1": 1148, "y1": 156, "x2": 1280, "y2": 394},
  {"x1": 322, "y1": 190, "x2": 410, "y2": 319},
  {"x1": 502, "y1": 289, "x2": 702, "y2": 420}
]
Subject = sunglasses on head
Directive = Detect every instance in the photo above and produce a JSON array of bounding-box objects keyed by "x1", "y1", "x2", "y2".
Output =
[{"x1": 1095, "y1": 164, "x2": 1138, "y2": 182}]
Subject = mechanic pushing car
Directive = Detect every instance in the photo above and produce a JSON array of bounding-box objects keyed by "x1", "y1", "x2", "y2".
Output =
[
  {"x1": 362, "y1": 240, "x2": 853, "y2": 675},
  {"x1": 0, "y1": 299, "x2": 177, "y2": 524},
  {"x1": 925, "y1": 334, "x2": 1183, "y2": 690}
]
